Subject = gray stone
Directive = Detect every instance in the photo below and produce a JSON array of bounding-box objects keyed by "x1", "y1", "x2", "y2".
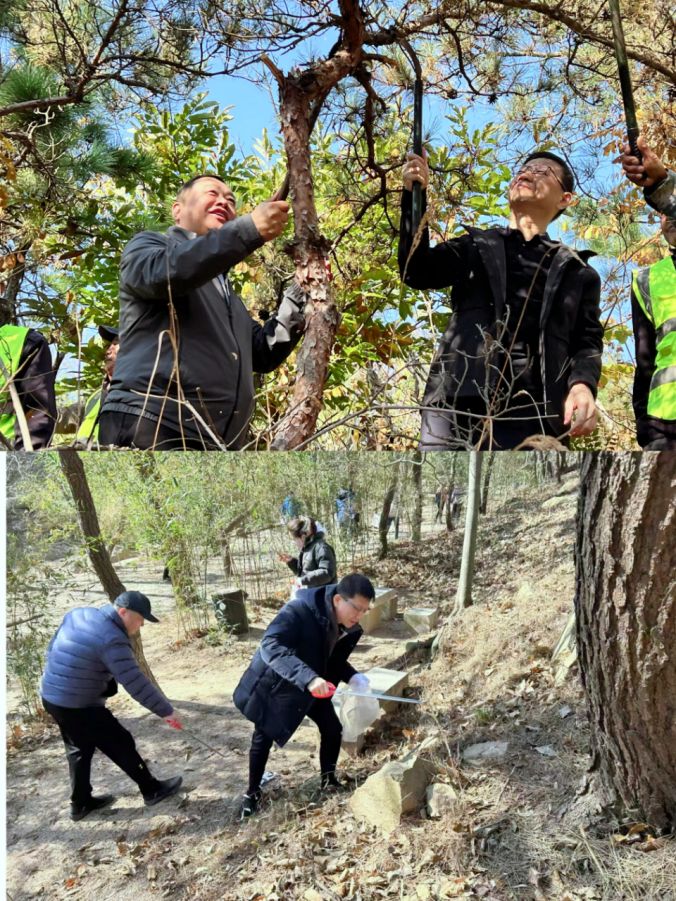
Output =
[
  {"x1": 361, "y1": 588, "x2": 399, "y2": 633},
  {"x1": 403, "y1": 607, "x2": 440, "y2": 634},
  {"x1": 365, "y1": 666, "x2": 409, "y2": 712},
  {"x1": 426, "y1": 783, "x2": 458, "y2": 818},
  {"x1": 542, "y1": 495, "x2": 571, "y2": 510},
  {"x1": 374, "y1": 587, "x2": 398, "y2": 620},
  {"x1": 462, "y1": 741, "x2": 509, "y2": 764},
  {"x1": 535, "y1": 745, "x2": 558, "y2": 757},
  {"x1": 350, "y1": 736, "x2": 441, "y2": 833},
  {"x1": 359, "y1": 604, "x2": 383, "y2": 634}
]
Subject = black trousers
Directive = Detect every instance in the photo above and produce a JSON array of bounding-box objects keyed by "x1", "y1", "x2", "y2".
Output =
[
  {"x1": 42, "y1": 699, "x2": 157, "y2": 806},
  {"x1": 99, "y1": 410, "x2": 218, "y2": 451},
  {"x1": 247, "y1": 699, "x2": 343, "y2": 795},
  {"x1": 420, "y1": 396, "x2": 565, "y2": 451}
]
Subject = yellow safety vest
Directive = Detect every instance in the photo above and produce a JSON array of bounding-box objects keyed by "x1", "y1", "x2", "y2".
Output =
[
  {"x1": 632, "y1": 256, "x2": 676, "y2": 421},
  {"x1": 76, "y1": 388, "x2": 102, "y2": 444},
  {"x1": 0, "y1": 324, "x2": 30, "y2": 443}
]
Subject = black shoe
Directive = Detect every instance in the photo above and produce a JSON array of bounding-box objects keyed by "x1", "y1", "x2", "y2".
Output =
[
  {"x1": 320, "y1": 774, "x2": 346, "y2": 793},
  {"x1": 143, "y1": 776, "x2": 183, "y2": 807},
  {"x1": 238, "y1": 791, "x2": 261, "y2": 820},
  {"x1": 70, "y1": 794, "x2": 115, "y2": 822}
]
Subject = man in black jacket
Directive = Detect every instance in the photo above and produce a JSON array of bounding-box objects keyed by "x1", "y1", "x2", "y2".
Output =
[
  {"x1": 99, "y1": 176, "x2": 306, "y2": 449},
  {"x1": 400, "y1": 150, "x2": 604, "y2": 449},
  {"x1": 233, "y1": 573, "x2": 375, "y2": 819}
]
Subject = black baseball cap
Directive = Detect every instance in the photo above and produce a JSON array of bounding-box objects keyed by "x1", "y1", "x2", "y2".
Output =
[
  {"x1": 114, "y1": 591, "x2": 159, "y2": 623},
  {"x1": 98, "y1": 324, "x2": 119, "y2": 342}
]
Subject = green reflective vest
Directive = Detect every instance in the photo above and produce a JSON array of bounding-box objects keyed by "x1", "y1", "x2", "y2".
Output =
[
  {"x1": 632, "y1": 256, "x2": 676, "y2": 422},
  {"x1": 76, "y1": 388, "x2": 103, "y2": 444},
  {"x1": 0, "y1": 324, "x2": 30, "y2": 443}
]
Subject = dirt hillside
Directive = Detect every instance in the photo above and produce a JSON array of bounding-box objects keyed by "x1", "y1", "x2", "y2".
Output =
[{"x1": 6, "y1": 475, "x2": 675, "y2": 901}]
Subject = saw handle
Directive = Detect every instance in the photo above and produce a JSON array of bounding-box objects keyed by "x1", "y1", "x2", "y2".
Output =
[
  {"x1": 310, "y1": 681, "x2": 337, "y2": 699},
  {"x1": 411, "y1": 77, "x2": 424, "y2": 233}
]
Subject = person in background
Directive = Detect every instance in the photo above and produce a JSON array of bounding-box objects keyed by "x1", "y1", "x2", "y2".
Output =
[
  {"x1": 280, "y1": 491, "x2": 302, "y2": 522},
  {"x1": 279, "y1": 516, "x2": 337, "y2": 592},
  {"x1": 233, "y1": 574, "x2": 375, "y2": 818},
  {"x1": 619, "y1": 137, "x2": 676, "y2": 449},
  {"x1": 75, "y1": 324, "x2": 119, "y2": 446},
  {"x1": 335, "y1": 487, "x2": 359, "y2": 536},
  {"x1": 0, "y1": 324, "x2": 57, "y2": 450}
]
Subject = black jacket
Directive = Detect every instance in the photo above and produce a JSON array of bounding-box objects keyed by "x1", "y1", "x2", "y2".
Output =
[
  {"x1": 286, "y1": 532, "x2": 337, "y2": 587},
  {"x1": 233, "y1": 585, "x2": 361, "y2": 746},
  {"x1": 399, "y1": 190, "x2": 604, "y2": 433},
  {"x1": 103, "y1": 220, "x2": 304, "y2": 448}
]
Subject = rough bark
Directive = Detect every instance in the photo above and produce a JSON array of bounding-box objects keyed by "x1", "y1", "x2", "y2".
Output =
[
  {"x1": 445, "y1": 455, "x2": 458, "y2": 532},
  {"x1": 454, "y1": 451, "x2": 482, "y2": 612},
  {"x1": 479, "y1": 451, "x2": 495, "y2": 514},
  {"x1": 58, "y1": 449, "x2": 156, "y2": 683},
  {"x1": 411, "y1": 450, "x2": 423, "y2": 542},
  {"x1": 270, "y1": 0, "x2": 365, "y2": 448},
  {"x1": 378, "y1": 462, "x2": 400, "y2": 560},
  {"x1": 575, "y1": 452, "x2": 676, "y2": 827}
]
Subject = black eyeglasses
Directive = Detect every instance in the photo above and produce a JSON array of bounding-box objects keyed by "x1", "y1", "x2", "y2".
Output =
[
  {"x1": 513, "y1": 163, "x2": 566, "y2": 191},
  {"x1": 340, "y1": 597, "x2": 371, "y2": 615}
]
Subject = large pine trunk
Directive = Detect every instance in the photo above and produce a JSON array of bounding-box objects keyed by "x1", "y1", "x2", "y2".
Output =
[
  {"x1": 575, "y1": 452, "x2": 676, "y2": 827},
  {"x1": 58, "y1": 449, "x2": 157, "y2": 685}
]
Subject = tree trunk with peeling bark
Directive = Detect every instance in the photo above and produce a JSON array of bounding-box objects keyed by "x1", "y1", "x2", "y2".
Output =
[
  {"x1": 269, "y1": 0, "x2": 364, "y2": 448},
  {"x1": 58, "y1": 449, "x2": 157, "y2": 684},
  {"x1": 575, "y1": 452, "x2": 676, "y2": 827}
]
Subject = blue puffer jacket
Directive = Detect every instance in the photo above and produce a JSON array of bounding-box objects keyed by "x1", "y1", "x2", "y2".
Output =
[
  {"x1": 40, "y1": 604, "x2": 172, "y2": 717},
  {"x1": 233, "y1": 584, "x2": 362, "y2": 746}
]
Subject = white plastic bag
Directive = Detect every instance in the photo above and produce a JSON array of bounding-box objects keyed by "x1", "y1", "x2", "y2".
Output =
[{"x1": 336, "y1": 691, "x2": 382, "y2": 742}]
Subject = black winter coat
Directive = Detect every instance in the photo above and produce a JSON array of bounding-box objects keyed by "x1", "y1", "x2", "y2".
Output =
[
  {"x1": 233, "y1": 585, "x2": 361, "y2": 746},
  {"x1": 399, "y1": 190, "x2": 604, "y2": 433},
  {"x1": 286, "y1": 532, "x2": 337, "y2": 587}
]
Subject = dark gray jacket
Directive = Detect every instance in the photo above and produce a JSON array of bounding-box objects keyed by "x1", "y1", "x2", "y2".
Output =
[
  {"x1": 40, "y1": 605, "x2": 172, "y2": 717},
  {"x1": 287, "y1": 532, "x2": 337, "y2": 588},
  {"x1": 103, "y1": 219, "x2": 304, "y2": 448}
]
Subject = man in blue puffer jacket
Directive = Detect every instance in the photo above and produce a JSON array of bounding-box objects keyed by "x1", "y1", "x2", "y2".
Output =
[
  {"x1": 233, "y1": 573, "x2": 375, "y2": 819},
  {"x1": 40, "y1": 591, "x2": 184, "y2": 821}
]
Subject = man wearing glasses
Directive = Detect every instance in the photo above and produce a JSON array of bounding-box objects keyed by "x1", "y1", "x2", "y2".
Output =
[
  {"x1": 399, "y1": 150, "x2": 603, "y2": 449},
  {"x1": 234, "y1": 573, "x2": 375, "y2": 819}
]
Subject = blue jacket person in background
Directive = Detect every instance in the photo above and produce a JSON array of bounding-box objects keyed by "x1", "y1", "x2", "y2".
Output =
[
  {"x1": 40, "y1": 591, "x2": 184, "y2": 821},
  {"x1": 233, "y1": 573, "x2": 375, "y2": 819}
]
